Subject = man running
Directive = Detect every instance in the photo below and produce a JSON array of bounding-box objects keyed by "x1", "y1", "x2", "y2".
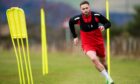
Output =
[{"x1": 69, "y1": 1, "x2": 114, "y2": 84}]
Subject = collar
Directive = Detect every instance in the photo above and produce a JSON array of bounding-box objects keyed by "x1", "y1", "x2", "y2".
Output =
[
  {"x1": 82, "y1": 12, "x2": 92, "y2": 23},
  {"x1": 82, "y1": 11, "x2": 91, "y2": 17}
]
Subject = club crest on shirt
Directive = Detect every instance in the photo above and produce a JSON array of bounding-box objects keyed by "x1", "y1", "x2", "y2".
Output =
[{"x1": 91, "y1": 25, "x2": 93, "y2": 28}]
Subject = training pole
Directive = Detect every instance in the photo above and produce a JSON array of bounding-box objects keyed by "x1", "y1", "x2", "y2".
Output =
[
  {"x1": 41, "y1": 8, "x2": 48, "y2": 75},
  {"x1": 6, "y1": 7, "x2": 34, "y2": 84},
  {"x1": 105, "y1": 0, "x2": 111, "y2": 75}
]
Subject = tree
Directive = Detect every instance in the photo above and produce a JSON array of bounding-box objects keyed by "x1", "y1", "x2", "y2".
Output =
[{"x1": 127, "y1": 5, "x2": 140, "y2": 37}]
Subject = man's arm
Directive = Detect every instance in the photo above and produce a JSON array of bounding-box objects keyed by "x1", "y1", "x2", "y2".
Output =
[
  {"x1": 94, "y1": 12, "x2": 111, "y2": 29},
  {"x1": 69, "y1": 15, "x2": 80, "y2": 38}
]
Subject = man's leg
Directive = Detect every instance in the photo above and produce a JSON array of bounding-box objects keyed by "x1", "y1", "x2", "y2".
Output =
[
  {"x1": 86, "y1": 50, "x2": 104, "y2": 71},
  {"x1": 86, "y1": 51, "x2": 114, "y2": 84},
  {"x1": 96, "y1": 44, "x2": 108, "y2": 71},
  {"x1": 100, "y1": 57, "x2": 108, "y2": 71}
]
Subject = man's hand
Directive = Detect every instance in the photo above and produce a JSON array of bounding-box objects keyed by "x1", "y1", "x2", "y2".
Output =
[
  {"x1": 73, "y1": 37, "x2": 79, "y2": 46},
  {"x1": 99, "y1": 26, "x2": 105, "y2": 31}
]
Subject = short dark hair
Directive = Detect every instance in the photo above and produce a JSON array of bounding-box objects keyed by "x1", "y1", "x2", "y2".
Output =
[{"x1": 80, "y1": 1, "x2": 90, "y2": 7}]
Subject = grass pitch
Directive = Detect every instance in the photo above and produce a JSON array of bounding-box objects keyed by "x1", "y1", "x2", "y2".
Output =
[{"x1": 0, "y1": 50, "x2": 140, "y2": 84}]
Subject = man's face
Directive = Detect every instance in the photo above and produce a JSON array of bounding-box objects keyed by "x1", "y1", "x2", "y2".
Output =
[{"x1": 80, "y1": 4, "x2": 91, "y2": 16}]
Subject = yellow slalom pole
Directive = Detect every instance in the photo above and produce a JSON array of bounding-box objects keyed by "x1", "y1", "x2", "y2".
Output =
[
  {"x1": 6, "y1": 7, "x2": 34, "y2": 84},
  {"x1": 18, "y1": 9, "x2": 30, "y2": 84},
  {"x1": 13, "y1": 8, "x2": 26, "y2": 84},
  {"x1": 7, "y1": 8, "x2": 26, "y2": 84},
  {"x1": 7, "y1": 9, "x2": 23, "y2": 84},
  {"x1": 17, "y1": 39, "x2": 26, "y2": 84},
  {"x1": 41, "y1": 8, "x2": 48, "y2": 75},
  {"x1": 19, "y1": 8, "x2": 34, "y2": 84},
  {"x1": 106, "y1": 0, "x2": 111, "y2": 75},
  {"x1": 18, "y1": 8, "x2": 34, "y2": 84},
  {"x1": 26, "y1": 37, "x2": 34, "y2": 84},
  {"x1": 12, "y1": 39, "x2": 23, "y2": 84}
]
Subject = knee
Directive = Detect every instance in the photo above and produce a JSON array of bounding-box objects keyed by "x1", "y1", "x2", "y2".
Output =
[
  {"x1": 91, "y1": 58, "x2": 99, "y2": 64},
  {"x1": 90, "y1": 56, "x2": 96, "y2": 61},
  {"x1": 88, "y1": 55, "x2": 98, "y2": 62},
  {"x1": 86, "y1": 51, "x2": 97, "y2": 61}
]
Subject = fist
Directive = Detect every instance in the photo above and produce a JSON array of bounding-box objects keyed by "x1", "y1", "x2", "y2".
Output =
[
  {"x1": 99, "y1": 26, "x2": 105, "y2": 31},
  {"x1": 73, "y1": 37, "x2": 79, "y2": 46}
]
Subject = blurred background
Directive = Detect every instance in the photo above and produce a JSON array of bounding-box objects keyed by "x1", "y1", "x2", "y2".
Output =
[
  {"x1": 0, "y1": 0, "x2": 140, "y2": 56},
  {"x1": 0, "y1": 0, "x2": 140, "y2": 84}
]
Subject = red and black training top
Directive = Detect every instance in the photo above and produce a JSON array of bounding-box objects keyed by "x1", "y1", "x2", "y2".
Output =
[
  {"x1": 69, "y1": 11, "x2": 111, "y2": 38},
  {"x1": 69, "y1": 11, "x2": 111, "y2": 55}
]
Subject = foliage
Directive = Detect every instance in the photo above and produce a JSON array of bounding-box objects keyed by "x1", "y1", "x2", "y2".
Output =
[{"x1": 127, "y1": 5, "x2": 140, "y2": 37}]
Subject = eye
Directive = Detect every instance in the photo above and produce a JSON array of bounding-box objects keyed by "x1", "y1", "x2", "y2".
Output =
[
  {"x1": 82, "y1": 8, "x2": 85, "y2": 10},
  {"x1": 85, "y1": 7, "x2": 88, "y2": 9}
]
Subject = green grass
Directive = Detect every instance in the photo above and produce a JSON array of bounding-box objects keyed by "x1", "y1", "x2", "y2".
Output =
[{"x1": 0, "y1": 50, "x2": 140, "y2": 84}]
